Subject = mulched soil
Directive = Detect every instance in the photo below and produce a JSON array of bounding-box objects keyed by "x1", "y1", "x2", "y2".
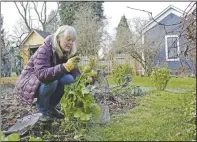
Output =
[
  {"x1": 1, "y1": 84, "x2": 138, "y2": 140},
  {"x1": 1, "y1": 84, "x2": 37, "y2": 131}
]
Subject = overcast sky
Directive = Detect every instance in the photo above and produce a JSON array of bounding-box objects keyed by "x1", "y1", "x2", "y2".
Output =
[{"x1": 1, "y1": 2, "x2": 190, "y2": 37}]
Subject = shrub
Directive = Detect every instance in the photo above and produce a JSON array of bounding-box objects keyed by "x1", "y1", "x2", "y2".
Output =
[
  {"x1": 97, "y1": 64, "x2": 107, "y2": 71},
  {"x1": 88, "y1": 57, "x2": 98, "y2": 70},
  {"x1": 112, "y1": 83, "x2": 145, "y2": 97},
  {"x1": 150, "y1": 68, "x2": 171, "y2": 91},
  {"x1": 112, "y1": 63, "x2": 133, "y2": 84}
]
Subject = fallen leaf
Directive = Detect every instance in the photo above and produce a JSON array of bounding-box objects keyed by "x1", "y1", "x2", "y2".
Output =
[{"x1": 9, "y1": 119, "x2": 15, "y2": 125}]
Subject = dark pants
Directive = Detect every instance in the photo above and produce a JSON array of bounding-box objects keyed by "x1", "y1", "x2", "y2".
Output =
[{"x1": 36, "y1": 74, "x2": 74, "y2": 114}]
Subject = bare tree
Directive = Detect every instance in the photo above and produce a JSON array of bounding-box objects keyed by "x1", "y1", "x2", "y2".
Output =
[
  {"x1": 14, "y1": 2, "x2": 60, "y2": 32},
  {"x1": 182, "y1": 3, "x2": 196, "y2": 56},
  {"x1": 125, "y1": 3, "x2": 196, "y2": 76},
  {"x1": 98, "y1": 18, "x2": 112, "y2": 60},
  {"x1": 32, "y1": 2, "x2": 60, "y2": 32},
  {"x1": 73, "y1": 5, "x2": 104, "y2": 56},
  {"x1": 179, "y1": 2, "x2": 196, "y2": 76},
  {"x1": 129, "y1": 17, "x2": 149, "y2": 35},
  {"x1": 46, "y1": 10, "x2": 61, "y2": 33},
  {"x1": 112, "y1": 16, "x2": 158, "y2": 76},
  {"x1": 14, "y1": 2, "x2": 32, "y2": 32},
  {"x1": 10, "y1": 18, "x2": 29, "y2": 48},
  {"x1": 1, "y1": 23, "x2": 12, "y2": 76}
]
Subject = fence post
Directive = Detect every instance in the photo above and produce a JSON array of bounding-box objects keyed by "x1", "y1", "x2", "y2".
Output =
[
  {"x1": 133, "y1": 58, "x2": 137, "y2": 76},
  {"x1": 109, "y1": 55, "x2": 113, "y2": 74}
]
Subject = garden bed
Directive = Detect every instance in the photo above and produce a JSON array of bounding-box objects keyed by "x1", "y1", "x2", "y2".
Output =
[
  {"x1": 1, "y1": 75, "x2": 195, "y2": 141},
  {"x1": 1, "y1": 83, "x2": 140, "y2": 141}
]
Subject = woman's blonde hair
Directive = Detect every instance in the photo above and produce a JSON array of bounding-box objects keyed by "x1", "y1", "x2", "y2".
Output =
[{"x1": 52, "y1": 25, "x2": 77, "y2": 57}]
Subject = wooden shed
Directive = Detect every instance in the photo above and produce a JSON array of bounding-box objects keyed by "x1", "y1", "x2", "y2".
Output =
[{"x1": 20, "y1": 29, "x2": 50, "y2": 67}]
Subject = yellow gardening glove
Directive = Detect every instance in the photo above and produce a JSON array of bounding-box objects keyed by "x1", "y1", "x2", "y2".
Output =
[{"x1": 63, "y1": 56, "x2": 80, "y2": 72}]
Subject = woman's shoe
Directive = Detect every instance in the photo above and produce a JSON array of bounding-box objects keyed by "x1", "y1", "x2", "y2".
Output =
[
  {"x1": 39, "y1": 114, "x2": 54, "y2": 123},
  {"x1": 49, "y1": 107, "x2": 64, "y2": 119},
  {"x1": 56, "y1": 103, "x2": 61, "y2": 111}
]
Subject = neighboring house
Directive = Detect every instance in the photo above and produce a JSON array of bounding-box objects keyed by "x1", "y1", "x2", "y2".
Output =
[
  {"x1": 20, "y1": 29, "x2": 50, "y2": 67},
  {"x1": 141, "y1": 5, "x2": 194, "y2": 76}
]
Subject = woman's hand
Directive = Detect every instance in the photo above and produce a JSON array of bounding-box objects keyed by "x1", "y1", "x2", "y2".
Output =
[{"x1": 63, "y1": 56, "x2": 80, "y2": 72}]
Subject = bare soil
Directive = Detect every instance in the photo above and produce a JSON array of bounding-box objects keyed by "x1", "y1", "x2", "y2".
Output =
[
  {"x1": 1, "y1": 84, "x2": 37, "y2": 131},
  {"x1": 1, "y1": 84, "x2": 137, "y2": 140}
]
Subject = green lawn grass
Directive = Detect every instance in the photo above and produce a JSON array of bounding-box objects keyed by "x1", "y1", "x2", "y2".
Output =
[
  {"x1": 107, "y1": 75, "x2": 196, "y2": 90},
  {"x1": 87, "y1": 90, "x2": 196, "y2": 141},
  {"x1": 86, "y1": 76, "x2": 196, "y2": 141}
]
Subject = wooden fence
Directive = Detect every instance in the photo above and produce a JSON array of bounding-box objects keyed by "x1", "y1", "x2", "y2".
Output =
[{"x1": 79, "y1": 54, "x2": 144, "y2": 76}]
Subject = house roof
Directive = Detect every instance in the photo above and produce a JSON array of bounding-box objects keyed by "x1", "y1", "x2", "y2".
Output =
[
  {"x1": 21, "y1": 29, "x2": 51, "y2": 45},
  {"x1": 34, "y1": 29, "x2": 50, "y2": 38},
  {"x1": 141, "y1": 5, "x2": 184, "y2": 34}
]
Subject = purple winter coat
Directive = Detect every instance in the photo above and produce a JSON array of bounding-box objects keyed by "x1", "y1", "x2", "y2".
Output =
[{"x1": 14, "y1": 35, "x2": 80, "y2": 105}]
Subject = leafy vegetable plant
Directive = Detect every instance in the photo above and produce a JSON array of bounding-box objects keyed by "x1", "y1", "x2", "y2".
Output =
[
  {"x1": 60, "y1": 65, "x2": 100, "y2": 140},
  {"x1": 0, "y1": 131, "x2": 42, "y2": 141},
  {"x1": 0, "y1": 132, "x2": 20, "y2": 141}
]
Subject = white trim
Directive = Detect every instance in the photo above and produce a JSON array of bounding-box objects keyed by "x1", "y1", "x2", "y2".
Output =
[
  {"x1": 141, "y1": 5, "x2": 183, "y2": 34},
  {"x1": 142, "y1": 35, "x2": 144, "y2": 44},
  {"x1": 21, "y1": 30, "x2": 45, "y2": 46},
  {"x1": 21, "y1": 30, "x2": 34, "y2": 45},
  {"x1": 165, "y1": 35, "x2": 180, "y2": 61},
  {"x1": 141, "y1": 51, "x2": 145, "y2": 75}
]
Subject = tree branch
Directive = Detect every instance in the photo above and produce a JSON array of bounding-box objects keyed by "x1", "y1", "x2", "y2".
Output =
[
  {"x1": 14, "y1": 2, "x2": 31, "y2": 32},
  {"x1": 32, "y1": 2, "x2": 42, "y2": 23},
  {"x1": 41, "y1": 2, "x2": 44, "y2": 21},
  {"x1": 42, "y1": 2, "x2": 47, "y2": 31},
  {"x1": 46, "y1": 2, "x2": 60, "y2": 24}
]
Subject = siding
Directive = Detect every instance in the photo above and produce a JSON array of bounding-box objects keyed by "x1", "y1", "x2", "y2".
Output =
[
  {"x1": 21, "y1": 31, "x2": 45, "y2": 67},
  {"x1": 144, "y1": 13, "x2": 192, "y2": 72},
  {"x1": 23, "y1": 32, "x2": 44, "y2": 46}
]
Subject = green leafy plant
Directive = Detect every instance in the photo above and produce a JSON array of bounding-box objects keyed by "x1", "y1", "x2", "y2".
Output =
[
  {"x1": 78, "y1": 65, "x2": 84, "y2": 72},
  {"x1": 97, "y1": 64, "x2": 107, "y2": 71},
  {"x1": 28, "y1": 136, "x2": 43, "y2": 141},
  {"x1": 150, "y1": 68, "x2": 171, "y2": 91},
  {"x1": 112, "y1": 62, "x2": 133, "y2": 84},
  {"x1": 0, "y1": 132, "x2": 20, "y2": 141},
  {"x1": 60, "y1": 65, "x2": 101, "y2": 140},
  {"x1": 0, "y1": 131, "x2": 43, "y2": 141},
  {"x1": 112, "y1": 83, "x2": 145, "y2": 97},
  {"x1": 88, "y1": 57, "x2": 98, "y2": 70}
]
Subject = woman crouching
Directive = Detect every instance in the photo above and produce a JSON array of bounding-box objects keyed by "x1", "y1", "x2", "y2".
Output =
[{"x1": 15, "y1": 25, "x2": 81, "y2": 123}]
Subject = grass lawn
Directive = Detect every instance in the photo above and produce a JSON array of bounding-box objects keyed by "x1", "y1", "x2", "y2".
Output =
[
  {"x1": 107, "y1": 75, "x2": 196, "y2": 90},
  {"x1": 86, "y1": 76, "x2": 196, "y2": 141}
]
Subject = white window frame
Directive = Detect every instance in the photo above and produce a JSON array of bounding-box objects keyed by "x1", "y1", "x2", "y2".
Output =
[
  {"x1": 165, "y1": 35, "x2": 180, "y2": 61},
  {"x1": 142, "y1": 35, "x2": 144, "y2": 44}
]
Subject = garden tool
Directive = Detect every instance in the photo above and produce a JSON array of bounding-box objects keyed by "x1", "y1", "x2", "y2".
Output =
[{"x1": 2, "y1": 113, "x2": 42, "y2": 136}]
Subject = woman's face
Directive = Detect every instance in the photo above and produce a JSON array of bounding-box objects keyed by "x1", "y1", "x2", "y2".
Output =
[{"x1": 59, "y1": 36, "x2": 74, "y2": 52}]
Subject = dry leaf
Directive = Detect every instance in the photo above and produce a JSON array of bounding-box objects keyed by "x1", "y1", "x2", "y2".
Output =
[{"x1": 9, "y1": 119, "x2": 15, "y2": 125}]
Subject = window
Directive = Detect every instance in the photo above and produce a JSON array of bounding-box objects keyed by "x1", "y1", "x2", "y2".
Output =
[{"x1": 165, "y1": 35, "x2": 180, "y2": 61}]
